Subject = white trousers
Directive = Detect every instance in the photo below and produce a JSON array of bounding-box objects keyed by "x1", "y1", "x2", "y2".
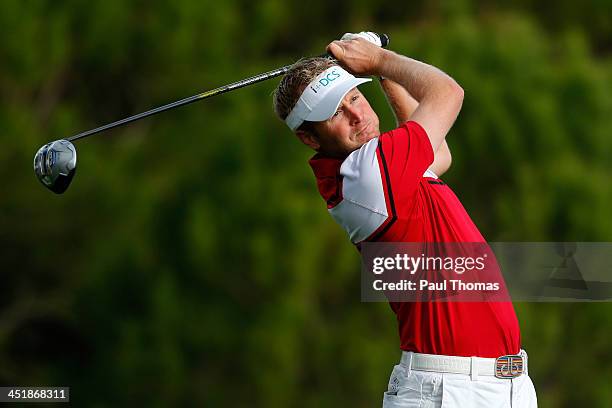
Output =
[{"x1": 382, "y1": 356, "x2": 538, "y2": 407}]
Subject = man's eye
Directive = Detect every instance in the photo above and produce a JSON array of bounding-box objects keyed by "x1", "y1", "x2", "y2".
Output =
[
  {"x1": 332, "y1": 110, "x2": 342, "y2": 118},
  {"x1": 351, "y1": 95, "x2": 359, "y2": 102}
]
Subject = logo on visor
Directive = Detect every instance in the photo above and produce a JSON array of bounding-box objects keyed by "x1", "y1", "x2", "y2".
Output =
[{"x1": 310, "y1": 69, "x2": 341, "y2": 93}]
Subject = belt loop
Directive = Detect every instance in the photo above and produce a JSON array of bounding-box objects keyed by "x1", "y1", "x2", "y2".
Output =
[
  {"x1": 402, "y1": 351, "x2": 413, "y2": 376},
  {"x1": 470, "y1": 357, "x2": 478, "y2": 381},
  {"x1": 407, "y1": 352, "x2": 413, "y2": 376}
]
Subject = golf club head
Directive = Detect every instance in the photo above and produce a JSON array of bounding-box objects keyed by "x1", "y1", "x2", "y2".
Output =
[{"x1": 33, "y1": 139, "x2": 77, "y2": 194}]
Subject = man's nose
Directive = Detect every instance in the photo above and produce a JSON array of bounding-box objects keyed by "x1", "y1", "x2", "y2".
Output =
[{"x1": 346, "y1": 105, "x2": 363, "y2": 125}]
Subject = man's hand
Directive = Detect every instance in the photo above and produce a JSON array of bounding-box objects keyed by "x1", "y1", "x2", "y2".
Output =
[{"x1": 326, "y1": 38, "x2": 386, "y2": 76}]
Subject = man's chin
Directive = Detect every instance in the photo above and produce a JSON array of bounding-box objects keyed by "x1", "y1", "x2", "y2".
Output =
[
  {"x1": 326, "y1": 132, "x2": 381, "y2": 158},
  {"x1": 346, "y1": 137, "x2": 374, "y2": 155},
  {"x1": 357, "y1": 131, "x2": 378, "y2": 146}
]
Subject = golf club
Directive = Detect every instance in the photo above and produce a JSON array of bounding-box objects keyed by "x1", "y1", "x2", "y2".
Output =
[{"x1": 34, "y1": 33, "x2": 389, "y2": 194}]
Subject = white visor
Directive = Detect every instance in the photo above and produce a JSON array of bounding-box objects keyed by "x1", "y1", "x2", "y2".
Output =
[{"x1": 285, "y1": 66, "x2": 372, "y2": 130}]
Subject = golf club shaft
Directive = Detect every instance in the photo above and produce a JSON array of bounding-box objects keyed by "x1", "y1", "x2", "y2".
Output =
[
  {"x1": 67, "y1": 33, "x2": 389, "y2": 142},
  {"x1": 67, "y1": 65, "x2": 296, "y2": 142}
]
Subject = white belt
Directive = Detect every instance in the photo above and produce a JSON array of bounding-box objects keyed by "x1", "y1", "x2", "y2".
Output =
[{"x1": 400, "y1": 350, "x2": 528, "y2": 380}]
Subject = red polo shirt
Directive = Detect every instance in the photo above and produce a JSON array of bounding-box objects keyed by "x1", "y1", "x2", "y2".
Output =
[{"x1": 309, "y1": 121, "x2": 520, "y2": 358}]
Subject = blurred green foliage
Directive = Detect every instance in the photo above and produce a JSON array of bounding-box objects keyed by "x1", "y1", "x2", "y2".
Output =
[{"x1": 1, "y1": 1, "x2": 611, "y2": 406}]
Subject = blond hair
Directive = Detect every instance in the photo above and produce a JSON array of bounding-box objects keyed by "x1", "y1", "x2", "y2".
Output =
[{"x1": 272, "y1": 57, "x2": 337, "y2": 127}]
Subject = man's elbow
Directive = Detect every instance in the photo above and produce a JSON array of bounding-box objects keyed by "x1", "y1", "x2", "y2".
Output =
[
  {"x1": 427, "y1": 78, "x2": 464, "y2": 117},
  {"x1": 440, "y1": 146, "x2": 453, "y2": 175},
  {"x1": 446, "y1": 79, "x2": 464, "y2": 111},
  {"x1": 430, "y1": 142, "x2": 452, "y2": 176}
]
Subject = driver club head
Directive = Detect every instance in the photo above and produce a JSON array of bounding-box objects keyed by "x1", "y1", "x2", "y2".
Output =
[{"x1": 33, "y1": 139, "x2": 77, "y2": 194}]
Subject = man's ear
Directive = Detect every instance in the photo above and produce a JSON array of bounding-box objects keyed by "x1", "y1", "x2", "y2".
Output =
[{"x1": 295, "y1": 129, "x2": 320, "y2": 151}]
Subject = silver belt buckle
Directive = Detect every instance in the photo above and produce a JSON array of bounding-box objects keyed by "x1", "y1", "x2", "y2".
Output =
[{"x1": 495, "y1": 354, "x2": 524, "y2": 379}]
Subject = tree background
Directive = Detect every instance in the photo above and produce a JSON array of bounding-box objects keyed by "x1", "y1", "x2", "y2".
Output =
[{"x1": 1, "y1": 0, "x2": 611, "y2": 406}]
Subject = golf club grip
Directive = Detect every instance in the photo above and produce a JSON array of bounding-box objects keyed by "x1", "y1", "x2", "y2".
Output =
[{"x1": 320, "y1": 32, "x2": 390, "y2": 59}]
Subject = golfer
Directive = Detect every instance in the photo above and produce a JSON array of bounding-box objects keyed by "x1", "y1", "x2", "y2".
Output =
[{"x1": 273, "y1": 33, "x2": 537, "y2": 407}]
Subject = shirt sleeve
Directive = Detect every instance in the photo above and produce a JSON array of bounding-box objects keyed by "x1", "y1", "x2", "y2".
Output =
[{"x1": 376, "y1": 121, "x2": 434, "y2": 209}]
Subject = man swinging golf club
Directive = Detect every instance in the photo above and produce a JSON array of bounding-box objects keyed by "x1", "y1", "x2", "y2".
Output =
[{"x1": 272, "y1": 32, "x2": 537, "y2": 407}]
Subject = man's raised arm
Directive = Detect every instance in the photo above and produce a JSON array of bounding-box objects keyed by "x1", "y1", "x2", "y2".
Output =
[
  {"x1": 327, "y1": 39, "x2": 464, "y2": 153},
  {"x1": 379, "y1": 78, "x2": 452, "y2": 176}
]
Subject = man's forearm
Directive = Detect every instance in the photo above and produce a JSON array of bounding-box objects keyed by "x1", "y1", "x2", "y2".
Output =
[
  {"x1": 374, "y1": 49, "x2": 463, "y2": 152},
  {"x1": 379, "y1": 78, "x2": 418, "y2": 126},
  {"x1": 379, "y1": 77, "x2": 453, "y2": 176},
  {"x1": 374, "y1": 50, "x2": 459, "y2": 103}
]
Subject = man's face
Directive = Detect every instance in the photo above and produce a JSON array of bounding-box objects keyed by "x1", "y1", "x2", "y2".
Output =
[{"x1": 301, "y1": 88, "x2": 380, "y2": 157}]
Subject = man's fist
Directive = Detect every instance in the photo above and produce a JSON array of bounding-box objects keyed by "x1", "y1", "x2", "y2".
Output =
[{"x1": 326, "y1": 36, "x2": 386, "y2": 77}]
